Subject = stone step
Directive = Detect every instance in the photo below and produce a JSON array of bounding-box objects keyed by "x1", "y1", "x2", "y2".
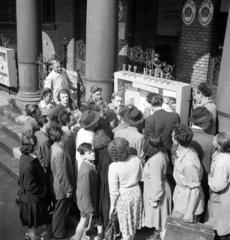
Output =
[
  {"x1": 0, "y1": 124, "x2": 21, "y2": 157},
  {"x1": 0, "y1": 147, "x2": 19, "y2": 180}
]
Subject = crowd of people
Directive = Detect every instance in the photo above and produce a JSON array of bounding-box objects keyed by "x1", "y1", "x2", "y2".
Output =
[{"x1": 16, "y1": 60, "x2": 230, "y2": 240}]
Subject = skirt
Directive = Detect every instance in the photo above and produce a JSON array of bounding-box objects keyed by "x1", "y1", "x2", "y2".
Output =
[
  {"x1": 116, "y1": 186, "x2": 143, "y2": 237},
  {"x1": 19, "y1": 200, "x2": 50, "y2": 228}
]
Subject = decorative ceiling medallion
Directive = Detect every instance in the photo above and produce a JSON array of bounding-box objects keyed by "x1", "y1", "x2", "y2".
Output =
[
  {"x1": 198, "y1": 0, "x2": 214, "y2": 26},
  {"x1": 182, "y1": 0, "x2": 196, "y2": 25},
  {"x1": 119, "y1": 0, "x2": 124, "y2": 21}
]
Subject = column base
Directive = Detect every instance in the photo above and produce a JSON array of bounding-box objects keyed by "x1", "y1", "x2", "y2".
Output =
[
  {"x1": 16, "y1": 90, "x2": 41, "y2": 110},
  {"x1": 85, "y1": 78, "x2": 113, "y2": 103}
]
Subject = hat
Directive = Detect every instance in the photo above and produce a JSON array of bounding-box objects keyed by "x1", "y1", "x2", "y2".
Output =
[
  {"x1": 90, "y1": 86, "x2": 102, "y2": 93},
  {"x1": 190, "y1": 107, "x2": 213, "y2": 124},
  {"x1": 123, "y1": 106, "x2": 144, "y2": 126},
  {"x1": 79, "y1": 110, "x2": 101, "y2": 129}
]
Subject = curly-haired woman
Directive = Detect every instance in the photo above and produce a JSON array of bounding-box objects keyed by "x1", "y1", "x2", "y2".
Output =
[
  {"x1": 108, "y1": 137, "x2": 143, "y2": 240},
  {"x1": 172, "y1": 123, "x2": 204, "y2": 222}
]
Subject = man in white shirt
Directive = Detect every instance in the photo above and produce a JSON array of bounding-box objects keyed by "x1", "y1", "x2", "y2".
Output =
[{"x1": 43, "y1": 59, "x2": 76, "y2": 103}]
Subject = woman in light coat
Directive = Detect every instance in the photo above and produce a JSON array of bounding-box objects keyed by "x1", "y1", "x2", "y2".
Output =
[
  {"x1": 172, "y1": 124, "x2": 204, "y2": 222},
  {"x1": 143, "y1": 134, "x2": 171, "y2": 239},
  {"x1": 205, "y1": 132, "x2": 230, "y2": 239}
]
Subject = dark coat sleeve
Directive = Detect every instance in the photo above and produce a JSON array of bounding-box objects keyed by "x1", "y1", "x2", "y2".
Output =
[
  {"x1": 55, "y1": 151, "x2": 73, "y2": 195},
  {"x1": 78, "y1": 171, "x2": 95, "y2": 214},
  {"x1": 36, "y1": 140, "x2": 51, "y2": 169},
  {"x1": 23, "y1": 160, "x2": 46, "y2": 200}
]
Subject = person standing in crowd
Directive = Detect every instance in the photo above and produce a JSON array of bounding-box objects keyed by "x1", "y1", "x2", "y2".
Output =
[
  {"x1": 73, "y1": 143, "x2": 99, "y2": 240},
  {"x1": 93, "y1": 129, "x2": 113, "y2": 231},
  {"x1": 82, "y1": 86, "x2": 103, "y2": 111},
  {"x1": 193, "y1": 82, "x2": 217, "y2": 135},
  {"x1": 172, "y1": 123, "x2": 204, "y2": 222},
  {"x1": 38, "y1": 88, "x2": 55, "y2": 115},
  {"x1": 114, "y1": 106, "x2": 145, "y2": 163},
  {"x1": 22, "y1": 104, "x2": 42, "y2": 136},
  {"x1": 108, "y1": 138, "x2": 143, "y2": 240},
  {"x1": 18, "y1": 133, "x2": 50, "y2": 240},
  {"x1": 190, "y1": 107, "x2": 214, "y2": 207},
  {"x1": 43, "y1": 59, "x2": 76, "y2": 104},
  {"x1": 49, "y1": 125, "x2": 75, "y2": 239},
  {"x1": 108, "y1": 91, "x2": 123, "y2": 115},
  {"x1": 143, "y1": 134, "x2": 171, "y2": 240},
  {"x1": 205, "y1": 132, "x2": 230, "y2": 239},
  {"x1": 112, "y1": 105, "x2": 129, "y2": 134},
  {"x1": 144, "y1": 92, "x2": 180, "y2": 151},
  {"x1": 75, "y1": 110, "x2": 101, "y2": 170},
  {"x1": 144, "y1": 93, "x2": 180, "y2": 189},
  {"x1": 35, "y1": 115, "x2": 52, "y2": 173},
  {"x1": 50, "y1": 89, "x2": 75, "y2": 122}
]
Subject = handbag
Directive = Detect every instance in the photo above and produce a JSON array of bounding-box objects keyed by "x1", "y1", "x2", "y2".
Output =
[{"x1": 104, "y1": 211, "x2": 122, "y2": 240}]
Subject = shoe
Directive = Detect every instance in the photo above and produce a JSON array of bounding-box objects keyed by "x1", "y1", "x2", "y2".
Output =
[{"x1": 24, "y1": 232, "x2": 31, "y2": 240}]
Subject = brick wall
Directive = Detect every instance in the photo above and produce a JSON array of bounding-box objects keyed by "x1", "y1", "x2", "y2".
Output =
[{"x1": 176, "y1": 0, "x2": 219, "y2": 85}]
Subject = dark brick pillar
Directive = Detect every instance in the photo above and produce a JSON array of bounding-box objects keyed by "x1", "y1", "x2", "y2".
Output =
[{"x1": 176, "y1": 0, "x2": 219, "y2": 85}]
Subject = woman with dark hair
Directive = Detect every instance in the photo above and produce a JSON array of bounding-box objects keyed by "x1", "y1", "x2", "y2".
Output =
[
  {"x1": 38, "y1": 88, "x2": 54, "y2": 114},
  {"x1": 108, "y1": 137, "x2": 143, "y2": 240},
  {"x1": 49, "y1": 89, "x2": 75, "y2": 123},
  {"x1": 18, "y1": 133, "x2": 50, "y2": 240},
  {"x1": 143, "y1": 134, "x2": 171, "y2": 239},
  {"x1": 205, "y1": 132, "x2": 230, "y2": 239},
  {"x1": 93, "y1": 129, "x2": 113, "y2": 231},
  {"x1": 22, "y1": 104, "x2": 42, "y2": 136},
  {"x1": 193, "y1": 82, "x2": 217, "y2": 135},
  {"x1": 172, "y1": 123, "x2": 204, "y2": 222},
  {"x1": 49, "y1": 125, "x2": 75, "y2": 239}
]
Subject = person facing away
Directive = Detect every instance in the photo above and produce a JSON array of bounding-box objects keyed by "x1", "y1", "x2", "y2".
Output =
[
  {"x1": 144, "y1": 92, "x2": 180, "y2": 152},
  {"x1": 44, "y1": 59, "x2": 76, "y2": 104},
  {"x1": 172, "y1": 123, "x2": 204, "y2": 223},
  {"x1": 189, "y1": 106, "x2": 214, "y2": 206}
]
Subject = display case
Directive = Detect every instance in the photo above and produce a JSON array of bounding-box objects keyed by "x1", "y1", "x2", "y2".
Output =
[
  {"x1": 114, "y1": 71, "x2": 192, "y2": 125},
  {"x1": 0, "y1": 47, "x2": 17, "y2": 87}
]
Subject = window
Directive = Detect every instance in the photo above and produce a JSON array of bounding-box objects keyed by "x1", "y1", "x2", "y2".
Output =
[
  {"x1": 0, "y1": 0, "x2": 16, "y2": 23},
  {"x1": 42, "y1": 0, "x2": 55, "y2": 24},
  {"x1": 0, "y1": 0, "x2": 55, "y2": 24}
]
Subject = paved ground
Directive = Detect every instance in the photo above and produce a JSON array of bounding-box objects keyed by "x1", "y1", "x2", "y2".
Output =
[{"x1": 0, "y1": 167, "x2": 26, "y2": 240}]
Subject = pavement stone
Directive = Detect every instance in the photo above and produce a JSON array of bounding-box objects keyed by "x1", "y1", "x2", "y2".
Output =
[{"x1": 0, "y1": 167, "x2": 25, "y2": 240}]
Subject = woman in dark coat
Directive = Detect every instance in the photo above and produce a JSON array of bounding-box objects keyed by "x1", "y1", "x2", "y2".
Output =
[
  {"x1": 18, "y1": 133, "x2": 50, "y2": 240},
  {"x1": 93, "y1": 129, "x2": 113, "y2": 230}
]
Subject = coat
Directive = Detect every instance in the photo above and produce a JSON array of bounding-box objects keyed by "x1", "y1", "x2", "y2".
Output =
[
  {"x1": 191, "y1": 127, "x2": 214, "y2": 203},
  {"x1": 144, "y1": 109, "x2": 180, "y2": 150},
  {"x1": 205, "y1": 151, "x2": 230, "y2": 236},
  {"x1": 18, "y1": 154, "x2": 48, "y2": 203},
  {"x1": 143, "y1": 152, "x2": 171, "y2": 230},
  {"x1": 77, "y1": 161, "x2": 99, "y2": 216},
  {"x1": 50, "y1": 142, "x2": 75, "y2": 200},
  {"x1": 95, "y1": 146, "x2": 112, "y2": 228}
]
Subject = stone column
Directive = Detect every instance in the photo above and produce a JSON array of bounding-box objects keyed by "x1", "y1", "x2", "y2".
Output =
[
  {"x1": 16, "y1": 0, "x2": 42, "y2": 106},
  {"x1": 216, "y1": 8, "x2": 230, "y2": 132},
  {"x1": 85, "y1": 0, "x2": 118, "y2": 102}
]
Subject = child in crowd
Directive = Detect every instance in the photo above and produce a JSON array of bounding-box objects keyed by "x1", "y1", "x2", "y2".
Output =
[{"x1": 72, "y1": 143, "x2": 99, "y2": 240}]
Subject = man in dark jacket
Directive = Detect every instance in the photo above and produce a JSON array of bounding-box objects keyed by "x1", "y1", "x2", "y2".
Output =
[{"x1": 144, "y1": 92, "x2": 180, "y2": 151}]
